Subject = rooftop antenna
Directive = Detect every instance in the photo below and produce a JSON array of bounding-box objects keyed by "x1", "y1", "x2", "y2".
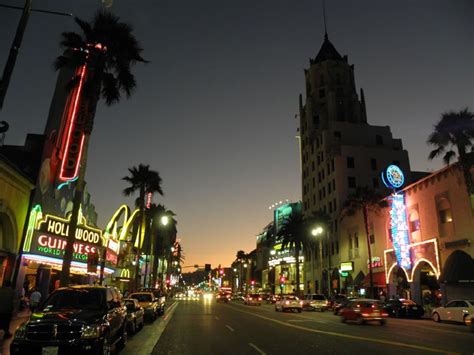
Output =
[{"x1": 322, "y1": 0, "x2": 328, "y2": 39}]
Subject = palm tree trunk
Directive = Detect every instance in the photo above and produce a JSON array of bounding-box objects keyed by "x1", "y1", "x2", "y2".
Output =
[
  {"x1": 151, "y1": 231, "x2": 159, "y2": 288},
  {"x1": 295, "y1": 244, "x2": 300, "y2": 295},
  {"x1": 363, "y1": 205, "x2": 375, "y2": 299},
  {"x1": 60, "y1": 133, "x2": 91, "y2": 287},
  {"x1": 134, "y1": 186, "x2": 145, "y2": 291},
  {"x1": 458, "y1": 149, "x2": 474, "y2": 197}
]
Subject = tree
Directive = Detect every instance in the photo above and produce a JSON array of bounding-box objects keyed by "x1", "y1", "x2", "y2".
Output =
[
  {"x1": 59, "y1": 10, "x2": 146, "y2": 286},
  {"x1": 340, "y1": 187, "x2": 388, "y2": 299},
  {"x1": 277, "y1": 212, "x2": 311, "y2": 295},
  {"x1": 427, "y1": 108, "x2": 474, "y2": 196},
  {"x1": 147, "y1": 203, "x2": 177, "y2": 288},
  {"x1": 306, "y1": 211, "x2": 330, "y2": 294},
  {"x1": 236, "y1": 250, "x2": 247, "y2": 292},
  {"x1": 123, "y1": 164, "x2": 164, "y2": 290}
]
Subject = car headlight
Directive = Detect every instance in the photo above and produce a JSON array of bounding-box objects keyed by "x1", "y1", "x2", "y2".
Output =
[
  {"x1": 14, "y1": 322, "x2": 28, "y2": 340},
  {"x1": 81, "y1": 325, "x2": 101, "y2": 339}
]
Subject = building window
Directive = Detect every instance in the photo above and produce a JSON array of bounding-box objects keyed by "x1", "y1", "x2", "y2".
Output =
[
  {"x1": 373, "y1": 178, "x2": 379, "y2": 188},
  {"x1": 376, "y1": 134, "x2": 383, "y2": 145},
  {"x1": 321, "y1": 152, "x2": 324, "y2": 162},
  {"x1": 331, "y1": 159, "x2": 335, "y2": 172},
  {"x1": 332, "y1": 179, "x2": 335, "y2": 190},
  {"x1": 311, "y1": 161, "x2": 315, "y2": 171},
  {"x1": 410, "y1": 219, "x2": 420, "y2": 233},
  {"x1": 319, "y1": 89, "x2": 325, "y2": 98},
  {"x1": 319, "y1": 190, "x2": 322, "y2": 200},
  {"x1": 334, "y1": 131, "x2": 341, "y2": 139},
  {"x1": 313, "y1": 195, "x2": 316, "y2": 204},
  {"x1": 347, "y1": 156, "x2": 355, "y2": 168},
  {"x1": 318, "y1": 172, "x2": 321, "y2": 183},
  {"x1": 313, "y1": 115, "x2": 320, "y2": 125},
  {"x1": 354, "y1": 233, "x2": 359, "y2": 248},
  {"x1": 439, "y1": 208, "x2": 453, "y2": 224},
  {"x1": 348, "y1": 176, "x2": 356, "y2": 188},
  {"x1": 328, "y1": 183, "x2": 332, "y2": 194},
  {"x1": 312, "y1": 177, "x2": 315, "y2": 188},
  {"x1": 333, "y1": 198, "x2": 337, "y2": 211},
  {"x1": 369, "y1": 222, "x2": 375, "y2": 244},
  {"x1": 370, "y1": 158, "x2": 377, "y2": 170},
  {"x1": 320, "y1": 74, "x2": 325, "y2": 86},
  {"x1": 322, "y1": 187, "x2": 326, "y2": 197},
  {"x1": 329, "y1": 201, "x2": 333, "y2": 213},
  {"x1": 327, "y1": 163, "x2": 330, "y2": 176},
  {"x1": 336, "y1": 240, "x2": 339, "y2": 254},
  {"x1": 317, "y1": 155, "x2": 320, "y2": 164}
]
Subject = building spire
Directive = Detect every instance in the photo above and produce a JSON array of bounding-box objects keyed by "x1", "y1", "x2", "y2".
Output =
[{"x1": 322, "y1": 0, "x2": 328, "y2": 39}]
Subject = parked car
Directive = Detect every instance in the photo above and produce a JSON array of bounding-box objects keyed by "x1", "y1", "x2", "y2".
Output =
[
  {"x1": 334, "y1": 297, "x2": 357, "y2": 315},
  {"x1": 130, "y1": 291, "x2": 160, "y2": 321},
  {"x1": 302, "y1": 294, "x2": 328, "y2": 311},
  {"x1": 432, "y1": 300, "x2": 474, "y2": 325},
  {"x1": 11, "y1": 285, "x2": 128, "y2": 355},
  {"x1": 216, "y1": 292, "x2": 231, "y2": 303},
  {"x1": 244, "y1": 294, "x2": 262, "y2": 306},
  {"x1": 465, "y1": 314, "x2": 474, "y2": 332},
  {"x1": 138, "y1": 287, "x2": 166, "y2": 315},
  {"x1": 268, "y1": 294, "x2": 280, "y2": 304},
  {"x1": 383, "y1": 298, "x2": 424, "y2": 318},
  {"x1": 124, "y1": 298, "x2": 145, "y2": 335},
  {"x1": 340, "y1": 299, "x2": 389, "y2": 325},
  {"x1": 275, "y1": 295, "x2": 303, "y2": 312},
  {"x1": 328, "y1": 294, "x2": 347, "y2": 311}
]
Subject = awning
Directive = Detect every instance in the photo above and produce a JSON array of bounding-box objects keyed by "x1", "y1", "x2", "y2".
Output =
[
  {"x1": 362, "y1": 271, "x2": 386, "y2": 287},
  {"x1": 353, "y1": 271, "x2": 365, "y2": 286}
]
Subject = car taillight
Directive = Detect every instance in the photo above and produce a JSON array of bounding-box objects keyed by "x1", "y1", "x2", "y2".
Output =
[
  {"x1": 300, "y1": 301, "x2": 303, "y2": 305},
  {"x1": 362, "y1": 313, "x2": 369, "y2": 317},
  {"x1": 382, "y1": 313, "x2": 388, "y2": 316},
  {"x1": 258, "y1": 297, "x2": 262, "y2": 301},
  {"x1": 285, "y1": 301, "x2": 290, "y2": 305}
]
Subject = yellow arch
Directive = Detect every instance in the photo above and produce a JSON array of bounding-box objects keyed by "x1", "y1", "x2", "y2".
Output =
[
  {"x1": 386, "y1": 262, "x2": 410, "y2": 283},
  {"x1": 410, "y1": 258, "x2": 440, "y2": 282}
]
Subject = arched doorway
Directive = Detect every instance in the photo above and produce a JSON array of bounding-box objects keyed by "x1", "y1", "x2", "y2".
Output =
[
  {"x1": 388, "y1": 265, "x2": 410, "y2": 299},
  {"x1": 439, "y1": 250, "x2": 474, "y2": 304},
  {"x1": 0, "y1": 211, "x2": 17, "y2": 286},
  {"x1": 411, "y1": 261, "x2": 440, "y2": 308}
]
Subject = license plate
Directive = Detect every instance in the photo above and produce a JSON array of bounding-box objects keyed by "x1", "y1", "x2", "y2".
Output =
[{"x1": 42, "y1": 347, "x2": 59, "y2": 355}]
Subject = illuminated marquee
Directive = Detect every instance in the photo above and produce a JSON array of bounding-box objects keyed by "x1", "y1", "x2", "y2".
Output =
[
  {"x1": 33, "y1": 233, "x2": 98, "y2": 262},
  {"x1": 389, "y1": 193, "x2": 411, "y2": 269}
]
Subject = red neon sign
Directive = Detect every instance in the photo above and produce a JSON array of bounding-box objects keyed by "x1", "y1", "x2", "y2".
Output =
[{"x1": 59, "y1": 64, "x2": 88, "y2": 181}]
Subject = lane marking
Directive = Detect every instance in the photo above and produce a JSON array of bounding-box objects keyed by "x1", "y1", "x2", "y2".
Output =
[
  {"x1": 215, "y1": 316, "x2": 220, "y2": 320},
  {"x1": 248, "y1": 343, "x2": 266, "y2": 355},
  {"x1": 229, "y1": 306, "x2": 459, "y2": 355},
  {"x1": 225, "y1": 325, "x2": 235, "y2": 332}
]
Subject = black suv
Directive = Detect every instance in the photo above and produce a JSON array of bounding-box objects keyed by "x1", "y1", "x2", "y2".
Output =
[{"x1": 11, "y1": 285, "x2": 128, "y2": 355}]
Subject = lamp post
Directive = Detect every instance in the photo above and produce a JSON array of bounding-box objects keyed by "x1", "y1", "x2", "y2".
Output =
[{"x1": 311, "y1": 226, "x2": 331, "y2": 296}]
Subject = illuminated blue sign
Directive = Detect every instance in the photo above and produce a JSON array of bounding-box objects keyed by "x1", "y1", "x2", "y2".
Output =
[
  {"x1": 382, "y1": 165, "x2": 405, "y2": 189},
  {"x1": 389, "y1": 193, "x2": 411, "y2": 269}
]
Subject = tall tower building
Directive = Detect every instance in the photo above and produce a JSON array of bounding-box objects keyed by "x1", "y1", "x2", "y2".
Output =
[{"x1": 299, "y1": 34, "x2": 411, "y2": 294}]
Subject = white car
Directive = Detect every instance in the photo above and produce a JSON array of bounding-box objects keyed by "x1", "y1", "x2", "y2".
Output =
[
  {"x1": 275, "y1": 295, "x2": 303, "y2": 313},
  {"x1": 302, "y1": 294, "x2": 328, "y2": 311},
  {"x1": 432, "y1": 299, "x2": 474, "y2": 324}
]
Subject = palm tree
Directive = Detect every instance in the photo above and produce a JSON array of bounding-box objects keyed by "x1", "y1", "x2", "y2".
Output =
[
  {"x1": 123, "y1": 164, "x2": 164, "y2": 290},
  {"x1": 147, "y1": 203, "x2": 177, "y2": 288},
  {"x1": 427, "y1": 108, "x2": 474, "y2": 196},
  {"x1": 236, "y1": 250, "x2": 247, "y2": 292},
  {"x1": 340, "y1": 187, "x2": 388, "y2": 299},
  {"x1": 277, "y1": 212, "x2": 311, "y2": 296},
  {"x1": 59, "y1": 10, "x2": 146, "y2": 286},
  {"x1": 306, "y1": 211, "x2": 330, "y2": 294}
]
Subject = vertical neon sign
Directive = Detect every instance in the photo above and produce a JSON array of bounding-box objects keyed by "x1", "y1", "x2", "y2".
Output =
[
  {"x1": 389, "y1": 193, "x2": 411, "y2": 269},
  {"x1": 59, "y1": 64, "x2": 88, "y2": 181}
]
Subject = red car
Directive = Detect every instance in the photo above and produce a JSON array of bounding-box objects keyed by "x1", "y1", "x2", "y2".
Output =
[{"x1": 340, "y1": 299, "x2": 389, "y2": 325}]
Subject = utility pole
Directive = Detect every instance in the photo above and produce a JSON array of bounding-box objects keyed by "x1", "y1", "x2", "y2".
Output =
[{"x1": 0, "y1": 1, "x2": 72, "y2": 110}]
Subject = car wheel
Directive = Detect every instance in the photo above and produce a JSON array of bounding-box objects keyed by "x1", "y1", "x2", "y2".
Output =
[
  {"x1": 130, "y1": 320, "x2": 136, "y2": 335},
  {"x1": 297, "y1": 309, "x2": 302, "y2": 313},
  {"x1": 275, "y1": 306, "x2": 278, "y2": 312},
  {"x1": 380, "y1": 319, "x2": 386, "y2": 326},
  {"x1": 463, "y1": 315, "x2": 469, "y2": 326},
  {"x1": 117, "y1": 326, "x2": 128, "y2": 349},
  {"x1": 100, "y1": 336, "x2": 112, "y2": 355},
  {"x1": 341, "y1": 316, "x2": 346, "y2": 323},
  {"x1": 356, "y1": 317, "x2": 364, "y2": 325},
  {"x1": 432, "y1": 312, "x2": 441, "y2": 322}
]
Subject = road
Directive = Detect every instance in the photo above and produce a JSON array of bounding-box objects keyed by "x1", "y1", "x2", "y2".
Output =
[{"x1": 144, "y1": 299, "x2": 473, "y2": 355}]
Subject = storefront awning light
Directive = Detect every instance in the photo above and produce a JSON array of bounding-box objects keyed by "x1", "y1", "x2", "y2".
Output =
[{"x1": 23, "y1": 253, "x2": 114, "y2": 275}]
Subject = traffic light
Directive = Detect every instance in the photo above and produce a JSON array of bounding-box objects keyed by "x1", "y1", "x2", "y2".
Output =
[
  {"x1": 250, "y1": 280, "x2": 255, "y2": 286},
  {"x1": 279, "y1": 275, "x2": 286, "y2": 284},
  {"x1": 205, "y1": 264, "x2": 211, "y2": 273},
  {"x1": 219, "y1": 269, "x2": 224, "y2": 275}
]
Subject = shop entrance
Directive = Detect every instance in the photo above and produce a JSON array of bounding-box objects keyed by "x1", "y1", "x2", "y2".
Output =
[{"x1": 388, "y1": 266, "x2": 410, "y2": 299}]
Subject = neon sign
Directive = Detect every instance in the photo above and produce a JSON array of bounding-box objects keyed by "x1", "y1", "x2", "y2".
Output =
[
  {"x1": 382, "y1": 165, "x2": 405, "y2": 189},
  {"x1": 34, "y1": 234, "x2": 97, "y2": 261},
  {"x1": 389, "y1": 193, "x2": 411, "y2": 269},
  {"x1": 59, "y1": 64, "x2": 88, "y2": 182}
]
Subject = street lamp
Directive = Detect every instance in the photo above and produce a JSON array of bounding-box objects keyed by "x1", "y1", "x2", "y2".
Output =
[
  {"x1": 311, "y1": 225, "x2": 331, "y2": 296},
  {"x1": 161, "y1": 215, "x2": 169, "y2": 226}
]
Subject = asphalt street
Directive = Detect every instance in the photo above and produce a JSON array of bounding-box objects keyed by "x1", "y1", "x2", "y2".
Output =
[{"x1": 148, "y1": 299, "x2": 474, "y2": 355}]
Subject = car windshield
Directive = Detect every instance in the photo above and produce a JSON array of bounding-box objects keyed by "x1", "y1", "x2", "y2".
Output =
[
  {"x1": 358, "y1": 302, "x2": 381, "y2": 308},
  {"x1": 42, "y1": 288, "x2": 104, "y2": 311},
  {"x1": 131, "y1": 294, "x2": 153, "y2": 302},
  {"x1": 284, "y1": 296, "x2": 298, "y2": 300},
  {"x1": 125, "y1": 300, "x2": 136, "y2": 309},
  {"x1": 313, "y1": 295, "x2": 326, "y2": 300},
  {"x1": 401, "y1": 299, "x2": 417, "y2": 305}
]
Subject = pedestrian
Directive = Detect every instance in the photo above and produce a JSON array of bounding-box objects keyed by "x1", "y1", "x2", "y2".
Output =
[
  {"x1": 29, "y1": 288, "x2": 42, "y2": 312},
  {"x1": 0, "y1": 280, "x2": 15, "y2": 339}
]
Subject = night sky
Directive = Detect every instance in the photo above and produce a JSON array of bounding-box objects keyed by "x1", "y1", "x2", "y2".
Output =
[{"x1": 1, "y1": 0, "x2": 472, "y2": 269}]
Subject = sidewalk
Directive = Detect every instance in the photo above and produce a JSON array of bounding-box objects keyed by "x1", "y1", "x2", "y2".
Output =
[{"x1": 0, "y1": 310, "x2": 31, "y2": 355}]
